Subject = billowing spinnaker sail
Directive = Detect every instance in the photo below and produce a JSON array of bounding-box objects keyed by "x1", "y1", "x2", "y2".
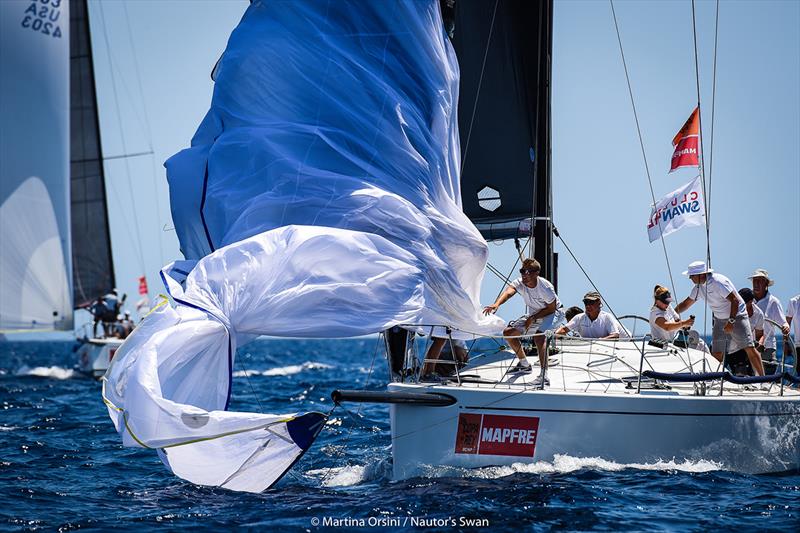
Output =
[
  {"x1": 105, "y1": 0, "x2": 503, "y2": 491},
  {"x1": 0, "y1": 0, "x2": 72, "y2": 331},
  {"x1": 102, "y1": 288, "x2": 325, "y2": 493},
  {"x1": 164, "y1": 0, "x2": 502, "y2": 337}
]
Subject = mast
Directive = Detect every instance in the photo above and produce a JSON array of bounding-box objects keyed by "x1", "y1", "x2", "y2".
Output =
[
  {"x1": 533, "y1": 0, "x2": 554, "y2": 284},
  {"x1": 69, "y1": 0, "x2": 116, "y2": 309}
]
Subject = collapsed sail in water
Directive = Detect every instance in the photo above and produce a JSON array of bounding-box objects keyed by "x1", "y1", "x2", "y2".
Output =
[{"x1": 104, "y1": 0, "x2": 504, "y2": 492}]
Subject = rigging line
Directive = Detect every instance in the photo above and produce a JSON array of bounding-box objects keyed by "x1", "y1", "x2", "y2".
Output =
[
  {"x1": 234, "y1": 359, "x2": 265, "y2": 414},
  {"x1": 609, "y1": 0, "x2": 677, "y2": 299},
  {"x1": 553, "y1": 227, "x2": 627, "y2": 332},
  {"x1": 121, "y1": 0, "x2": 166, "y2": 269},
  {"x1": 320, "y1": 334, "x2": 382, "y2": 487},
  {"x1": 490, "y1": 237, "x2": 528, "y2": 303},
  {"x1": 690, "y1": 0, "x2": 711, "y2": 268},
  {"x1": 691, "y1": 0, "x2": 712, "y2": 366},
  {"x1": 486, "y1": 262, "x2": 513, "y2": 287},
  {"x1": 706, "y1": 0, "x2": 720, "y2": 243},
  {"x1": 97, "y1": 2, "x2": 147, "y2": 273},
  {"x1": 460, "y1": 0, "x2": 499, "y2": 173}
]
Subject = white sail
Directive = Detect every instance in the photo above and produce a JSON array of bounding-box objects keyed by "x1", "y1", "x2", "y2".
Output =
[{"x1": 0, "y1": 0, "x2": 72, "y2": 331}]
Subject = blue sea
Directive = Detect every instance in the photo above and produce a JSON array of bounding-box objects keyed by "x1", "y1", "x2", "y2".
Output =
[{"x1": 1, "y1": 338, "x2": 798, "y2": 531}]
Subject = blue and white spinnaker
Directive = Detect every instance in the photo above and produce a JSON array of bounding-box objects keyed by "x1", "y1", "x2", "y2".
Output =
[{"x1": 104, "y1": 0, "x2": 504, "y2": 492}]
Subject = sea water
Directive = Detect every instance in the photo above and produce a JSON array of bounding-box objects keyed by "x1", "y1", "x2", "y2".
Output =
[{"x1": 1, "y1": 338, "x2": 798, "y2": 531}]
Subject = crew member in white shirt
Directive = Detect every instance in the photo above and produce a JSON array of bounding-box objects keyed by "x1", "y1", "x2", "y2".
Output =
[
  {"x1": 748, "y1": 269, "x2": 790, "y2": 371},
  {"x1": 483, "y1": 258, "x2": 562, "y2": 387},
  {"x1": 555, "y1": 291, "x2": 622, "y2": 339},
  {"x1": 738, "y1": 288, "x2": 766, "y2": 351},
  {"x1": 674, "y1": 261, "x2": 764, "y2": 376},
  {"x1": 649, "y1": 285, "x2": 694, "y2": 343}
]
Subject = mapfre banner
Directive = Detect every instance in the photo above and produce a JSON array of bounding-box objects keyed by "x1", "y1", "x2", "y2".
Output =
[
  {"x1": 670, "y1": 107, "x2": 700, "y2": 172},
  {"x1": 647, "y1": 175, "x2": 705, "y2": 242}
]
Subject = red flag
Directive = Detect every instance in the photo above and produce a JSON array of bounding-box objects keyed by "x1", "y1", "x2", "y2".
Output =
[
  {"x1": 138, "y1": 275, "x2": 149, "y2": 295},
  {"x1": 669, "y1": 107, "x2": 700, "y2": 172}
]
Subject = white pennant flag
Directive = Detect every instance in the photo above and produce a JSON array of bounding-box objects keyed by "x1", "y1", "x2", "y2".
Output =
[{"x1": 647, "y1": 175, "x2": 705, "y2": 243}]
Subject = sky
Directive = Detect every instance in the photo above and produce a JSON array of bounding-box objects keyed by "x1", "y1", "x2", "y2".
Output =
[{"x1": 84, "y1": 0, "x2": 798, "y2": 335}]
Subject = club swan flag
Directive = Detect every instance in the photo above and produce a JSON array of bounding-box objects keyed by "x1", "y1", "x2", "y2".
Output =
[
  {"x1": 647, "y1": 175, "x2": 705, "y2": 242},
  {"x1": 670, "y1": 107, "x2": 700, "y2": 172}
]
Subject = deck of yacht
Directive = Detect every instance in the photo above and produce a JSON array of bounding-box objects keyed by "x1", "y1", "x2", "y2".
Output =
[{"x1": 419, "y1": 337, "x2": 800, "y2": 399}]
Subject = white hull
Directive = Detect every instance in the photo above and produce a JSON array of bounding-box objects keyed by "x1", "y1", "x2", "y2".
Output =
[
  {"x1": 76, "y1": 338, "x2": 123, "y2": 379},
  {"x1": 388, "y1": 339, "x2": 800, "y2": 478}
]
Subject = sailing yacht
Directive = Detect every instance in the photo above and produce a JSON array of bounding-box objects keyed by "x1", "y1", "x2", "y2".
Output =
[
  {"x1": 0, "y1": 0, "x2": 122, "y2": 376},
  {"x1": 335, "y1": 0, "x2": 800, "y2": 479},
  {"x1": 99, "y1": 0, "x2": 799, "y2": 493}
]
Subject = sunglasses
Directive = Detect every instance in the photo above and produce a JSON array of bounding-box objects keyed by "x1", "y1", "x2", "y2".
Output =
[
  {"x1": 583, "y1": 299, "x2": 601, "y2": 306},
  {"x1": 520, "y1": 268, "x2": 540, "y2": 275}
]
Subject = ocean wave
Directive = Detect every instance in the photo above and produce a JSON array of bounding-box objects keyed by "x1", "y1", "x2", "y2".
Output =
[
  {"x1": 232, "y1": 361, "x2": 333, "y2": 377},
  {"x1": 14, "y1": 365, "x2": 76, "y2": 380},
  {"x1": 0, "y1": 426, "x2": 19, "y2": 432}
]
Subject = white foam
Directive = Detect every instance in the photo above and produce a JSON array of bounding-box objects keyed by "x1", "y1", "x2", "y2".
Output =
[
  {"x1": 233, "y1": 361, "x2": 333, "y2": 377},
  {"x1": 15, "y1": 365, "x2": 75, "y2": 380},
  {"x1": 306, "y1": 459, "x2": 391, "y2": 487},
  {"x1": 0, "y1": 426, "x2": 19, "y2": 432},
  {"x1": 427, "y1": 454, "x2": 721, "y2": 479}
]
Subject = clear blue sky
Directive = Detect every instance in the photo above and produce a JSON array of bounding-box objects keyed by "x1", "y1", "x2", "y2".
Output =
[{"x1": 89, "y1": 0, "x2": 799, "y2": 332}]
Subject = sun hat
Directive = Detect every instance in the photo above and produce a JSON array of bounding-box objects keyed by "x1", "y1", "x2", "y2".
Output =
[
  {"x1": 682, "y1": 261, "x2": 713, "y2": 277},
  {"x1": 583, "y1": 291, "x2": 602, "y2": 302},
  {"x1": 746, "y1": 268, "x2": 774, "y2": 287}
]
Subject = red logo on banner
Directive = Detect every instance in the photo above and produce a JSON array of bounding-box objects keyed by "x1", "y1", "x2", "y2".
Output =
[
  {"x1": 670, "y1": 107, "x2": 700, "y2": 173},
  {"x1": 455, "y1": 413, "x2": 540, "y2": 457},
  {"x1": 138, "y1": 276, "x2": 149, "y2": 295}
]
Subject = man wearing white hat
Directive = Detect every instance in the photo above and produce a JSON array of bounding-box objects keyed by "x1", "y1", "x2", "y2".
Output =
[
  {"x1": 749, "y1": 269, "x2": 790, "y2": 372},
  {"x1": 674, "y1": 261, "x2": 764, "y2": 376}
]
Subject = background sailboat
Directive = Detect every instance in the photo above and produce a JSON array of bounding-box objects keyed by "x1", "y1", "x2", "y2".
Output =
[{"x1": 1, "y1": 0, "x2": 164, "y2": 341}]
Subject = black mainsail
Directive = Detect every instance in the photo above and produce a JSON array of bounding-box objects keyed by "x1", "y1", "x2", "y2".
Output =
[
  {"x1": 69, "y1": 0, "x2": 115, "y2": 308},
  {"x1": 448, "y1": 0, "x2": 554, "y2": 280}
]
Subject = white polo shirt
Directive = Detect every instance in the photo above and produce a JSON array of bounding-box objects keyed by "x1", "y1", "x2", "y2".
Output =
[
  {"x1": 747, "y1": 303, "x2": 765, "y2": 338},
  {"x1": 510, "y1": 276, "x2": 560, "y2": 315},
  {"x1": 566, "y1": 311, "x2": 621, "y2": 338},
  {"x1": 786, "y1": 295, "x2": 800, "y2": 347},
  {"x1": 754, "y1": 292, "x2": 787, "y2": 350},
  {"x1": 689, "y1": 273, "x2": 745, "y2": 320},
  {"x1": 649, "y1": 305, "x2": 680, "y2": 342}
]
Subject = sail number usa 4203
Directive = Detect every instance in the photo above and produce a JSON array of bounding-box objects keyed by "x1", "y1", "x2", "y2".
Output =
[{"x1": 20, "y1": 0, "x2": 64, "y2": 39}]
